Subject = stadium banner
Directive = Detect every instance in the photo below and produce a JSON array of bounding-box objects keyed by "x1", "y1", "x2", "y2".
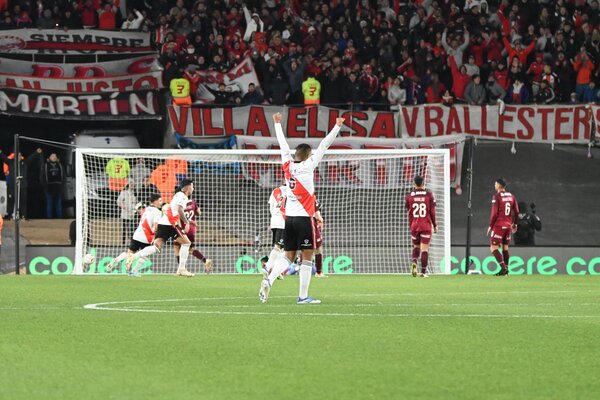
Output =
[
  {"x1": 235, "y1": 135, "x2": 465, "y2": 189},
  {"x1": 0, "y1": 54, "x2": 161, "y2": 77},
  {"x1": 0, "y1": 71, "x2": 164, "y2": 93},
  {"x1": 446, "y1": 246, "x2": 600, "y2": 275},
  {"x1": 168, "y1": 104, "x2": 593, "y2": 144},
  {"x1": 0, "y1": 89, "x2": 160, "y2": 119},
  {"x1": 193, "y1": 57, "x2": 262, "y2": 103},
  {"x1": 593, "y1": 105, "x2": 600, "y2": 139},
  {"x1": 0, "y1": 29, "x2": 152, "y2": 54},
  {"x1": 400, "y1": 104, "x2": 593, "y2": 143},
  {"x1": 24, "y1": 245, "x2": 600, "y2": 275},
  {"x1": 168, "y1": 105, "x2": 399, "y2": 138}
]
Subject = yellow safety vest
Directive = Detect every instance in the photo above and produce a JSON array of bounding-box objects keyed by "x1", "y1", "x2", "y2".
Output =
[
  {"x1": 302, "y1": 77, "x2": 321, "y2": 104},
  {"x1": 170, "y1": 78, "x2": 190, "y2": 98}
]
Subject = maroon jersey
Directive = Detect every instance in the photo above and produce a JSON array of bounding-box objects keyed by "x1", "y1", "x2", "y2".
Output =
[
  {"x1": 405, "y1": 189, "x2": 437, "y2": 232},
  {"x1": 489, "y1": 191, "x2": 519, "y2": 228},
  {"x1": 183, "y1": 200, "x2": 199, "y2": 231}
]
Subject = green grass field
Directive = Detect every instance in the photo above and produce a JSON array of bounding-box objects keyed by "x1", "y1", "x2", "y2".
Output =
[{"x1": 1, "y1": 275, "x2": 599, "y2": 399}]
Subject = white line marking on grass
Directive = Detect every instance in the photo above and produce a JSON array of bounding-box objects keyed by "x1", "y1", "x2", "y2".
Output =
[{"x1": 83, "y1": 296, "x2": 600, "y2": 319}]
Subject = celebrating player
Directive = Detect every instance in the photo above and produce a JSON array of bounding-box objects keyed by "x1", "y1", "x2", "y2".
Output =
[
  {"x1": 405, "y1": 175, "x2": 438, "y2": 278},
  {"x1": 174, "y1": 198, "x2": 213, "y2": 273},
  {"x1": 314, "y1": 198, "x2": 326, "y2": 278},
  {"x1": 487, "y1": 178, "x2": 519, "y2": 276},
  {"x1": 107, "y1": 193, "x2": 162, "y2": 275},
  {"x1": 259, "y1": 112, "x2": 344, "y2": 304},
  {"x1": 127, "y1": 179, "x2": 196, "y2": 277},
  {"x1": 262, "y1": 184, "x2": 287, "y2": 278}
]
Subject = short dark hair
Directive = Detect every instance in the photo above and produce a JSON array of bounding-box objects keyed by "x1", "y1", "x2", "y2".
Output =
[
  {"x1": 149, "y1": 193, "x2": 161, "y2": 203},
  {"x1": 180, "y1": 179, "x2": 193, "y2": 189},
  {"x1": 260, "y1": 256, "x2": 269, "y2": 264},
  {"x1": 295, "y1": 143, "x2": 312, "y2": 160},
  {"x1": 496, "y1": 178, "x2": 507, "y2": 188},
  {"x1": 414, "y1": 175, "x2": 424, "y2": 186}
]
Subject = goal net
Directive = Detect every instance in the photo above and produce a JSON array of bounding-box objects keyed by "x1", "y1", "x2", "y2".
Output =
[{"x1": 74, "y1": 149, "x2": 450, "y2": 275}]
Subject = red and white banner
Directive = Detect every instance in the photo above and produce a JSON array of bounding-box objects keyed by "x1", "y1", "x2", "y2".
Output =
[
  {"x1": 0, "y1": 89, "x2": 159, "y2": 119},
  {"x1": 0, "y1": 29, "x2": 152, "y2": 54},
  {"x1": 592, "y1": 105, "x2": 600, "y2": 139},
  {"x1": 0, "y1": 54, "x2": 161, "y2": 77},
  {"x1": 400, "y1": 104, "x2": 593, "y2": 144},
  {"x1": 168, "y1": 105, "x2": 399, "y2": 138},
  {"x1": 235, "y1": 135, "x2": 465, "y2": 189},
  {"x1": 169, "y1": 104, "x2": 595, "y2": 144},
  {"x1": 194, "y1": 57, "x2": 262, "y2": 102},
  {"x1": 0, "y1": 71, "x2": 163, "y2": 93}
]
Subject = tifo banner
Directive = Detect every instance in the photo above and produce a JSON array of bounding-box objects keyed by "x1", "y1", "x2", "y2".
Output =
[
  {"x1": 0, "y1": 71, "x2": 163, "y2": 93},
  {"x1": 0, "y1": 54, "x2": 161, "y2": 77},
  {"x1": 169, "y1": 104, "x2": 595, "y2": 144},
  {"x1": 0, "y1": 89, "x2": 159, "y2": 119},
  {"x1": 235, "y1": 135, "x2": 465, "y2": 189},
  {"x1": 401, "y1": 104, "x2": 593, "y2": 143},
  {"x1": 169, "y1": 105, "x2": 399, "y2": 138},
  {"x1": 0, "y1": 29, "x2": 152, "y2": 54},
  {"x1": 194, "y1": 57, "x2": 262, "y2": 103}
]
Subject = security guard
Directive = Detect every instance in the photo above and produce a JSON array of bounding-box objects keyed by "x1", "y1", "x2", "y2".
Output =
[{"x1": 514, "y1": 202, "x2": 542, "y2": 245}]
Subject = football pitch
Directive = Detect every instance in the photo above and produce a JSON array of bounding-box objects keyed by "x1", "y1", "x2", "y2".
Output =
[{"x1": 1, "y1": 275, "x2": 599, "y2": 399}]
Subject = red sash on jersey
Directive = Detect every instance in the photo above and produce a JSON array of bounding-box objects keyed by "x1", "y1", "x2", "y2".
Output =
[
  {"x1": 166, "y1": 207, "x2": 179, "y2": 225},
  {"x1": 141, "y1": 216, "x2": 154, "y2": 243}
]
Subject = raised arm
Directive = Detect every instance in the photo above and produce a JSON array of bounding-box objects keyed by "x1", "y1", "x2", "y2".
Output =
[
  {"x1": 273, "y1": 112, "x2": 293, "y2": 164},
  {"x1": 311, "y1": 118, "x2": 344, "y2": 166}
]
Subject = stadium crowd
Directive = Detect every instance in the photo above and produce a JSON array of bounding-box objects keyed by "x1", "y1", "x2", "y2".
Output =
[{"x1": 0, "y1": 0, "x2": 599, "y2": 108}]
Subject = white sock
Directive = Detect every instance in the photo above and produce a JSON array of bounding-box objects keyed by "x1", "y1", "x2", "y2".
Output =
[
  {"x1": 268, "y1": 256, "x2": 291, "y2": 285},
  {"x1": 113, "y1": 252, "x2": 127, "y2": 263},
  {"x1": 299, "y1": 261, "x2": 313, "y2": 299},
  {"x1": 131, "y1": 257, "x2": 146, "y2": 272},
  {"x1": 178, "y1": 244, "x2": 190, "y2": 271},
  {"x1": 136, "y1": 245, "x2": 158, "y2": 259},
  {"x1": 265, "y1": 247, "x2": 281, "y2": 272}
]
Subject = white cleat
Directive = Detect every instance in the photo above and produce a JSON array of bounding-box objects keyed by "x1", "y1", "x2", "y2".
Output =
[
  {"x1": 297, "y1": 297, "x2": 321, "y2": 304},
  {"x1": 315, "y1": 272, "x2": 328, "y2": 278},
  {"x1": 419, "y1": 273, "x2": 429, "y2": 278},
  {"x1": 175, "y1": 269, "x2": 195, "y2": 277},
  {"x1": 204, "y1": 259, "x2": 213, "y2": 274},
  {"x1": 259, "y1": 279, "x2": 271, "y2": 303}
]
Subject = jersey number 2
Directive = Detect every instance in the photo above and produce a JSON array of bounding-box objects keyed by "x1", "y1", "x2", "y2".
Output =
[{"x1": 412, "y1": 203, "x2": 427, "y2": 218}]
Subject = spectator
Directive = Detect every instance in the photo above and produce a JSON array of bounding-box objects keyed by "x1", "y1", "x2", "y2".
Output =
[
  {"x1": 170, "y1": 73, "x2": 192, "y2": 106},
  {"x1": 37, "y1": 9, "x2": 55, "y2": 28},
  {"x1": 43, "y1": 153, "x2": 64, "y2": 219},
  {"x1": 464, "y1": 54, "x2": 480, "y2": 77},
  {"x1": 242, "y1": 5, "x2": 264, "y2": 42},
  {"x1": 183, "y1": 64, "x2": 201, "y2": 101},
  {"x1": 209, "y1": 82, "x2": 233, "y2": 105},
  {"x1": 388, "y1": 77, "x2": 406, "y2": 110},
  {"x1": 485, "y1": 74, "x2": 506, "y2": 104},
  {"x1": 241, "y1": 83, "x2": 264, "y2": 105},
  {"x1": 506, "y1": 76, "x2": 530, "y2": 104},
  {"x1": 448, "y1": 56, "x2": 471, "y2": 101},
  {"x1": 425, "y1": 74, "x2": 445, "y2": 104},
  {"x1": 97, "y1": 2, "x2": 117, "y2": 30},
  {"x1": 343, "y1": 72, "x2": 362, "y2": 109},
  {"x1": 128, "y1": 158, "x2": 151, "y2": 194},
  {"x1": 360, "y1": 64, "x2": 379, "y2": 104},
  {"x1": 121, "y1": 9, "x2": 144, "y2": 30},
  {"x1": 573, "y1": 49, "x2": 595, "y2": 101},
  {"x1": 441, "y1": 27, "x2": 470, "y2": 68},
  {"x1": 534, "y1": 80, "x2": 555, "y2": 104},
  {"x1": 464, "y1": 74, "x2": 486, "y2": 105},
  {"x1": 582, "y1": 82, "x2": 599, "y2": 103},
  {"x1": 282, "y1": 57, "x2": 305, "y2": 104},
  {"x1": 502, "y1": 36, "x2": 536, "y2": 66},
  {"x1": 266, "y1": 73, "x2": 290, "y2": 106}
]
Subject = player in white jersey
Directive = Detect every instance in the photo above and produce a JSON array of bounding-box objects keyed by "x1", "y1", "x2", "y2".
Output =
[
  {"x1": 259, "y1": 112, "x2": 344, "y2": 304},
  {"x1": 127, "y1": 179, "x2": 196, "y2": 277},
  {"x1": 262, "y1": 184, "x2": 287, "y2": 279},
  {"x1": 106, "y1": 193, "x2": 163, "y2": 275}
]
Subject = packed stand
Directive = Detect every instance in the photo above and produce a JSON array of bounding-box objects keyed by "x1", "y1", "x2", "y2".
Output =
[{"x1": 0, "y1": 0, "x2": 598, "y2": 108}]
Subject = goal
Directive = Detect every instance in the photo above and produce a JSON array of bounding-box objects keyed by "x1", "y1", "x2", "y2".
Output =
[{"x1": 74, "y1": 149, "x2": 450, "y2": 275}]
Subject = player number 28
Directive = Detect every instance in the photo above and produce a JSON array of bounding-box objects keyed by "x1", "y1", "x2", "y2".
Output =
[{"x1": 412, "y1": 203, "x2": 427, "y2": 218}]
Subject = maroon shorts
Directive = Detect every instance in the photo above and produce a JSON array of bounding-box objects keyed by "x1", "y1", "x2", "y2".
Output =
[
  {"x1": 186, "y1": 228, "x2": 196, "y2": 244},
  {"x1": 315, "y1": 225, "x2": 323, "y2": 248},
  {"x1": 411, "y1": 230, "x2": 432, "y2": 246},
  {"x1": 490, "y1": 225, "x2": 511, "y2": 245}
]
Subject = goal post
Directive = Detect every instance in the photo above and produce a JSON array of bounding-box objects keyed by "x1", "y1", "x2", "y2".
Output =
[{"x1": 74, "y1": 148, "x2": 451, "y2": 275}]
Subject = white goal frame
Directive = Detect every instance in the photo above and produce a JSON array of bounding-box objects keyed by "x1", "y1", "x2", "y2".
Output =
[{"x1": 74, "y1": 148, "x2": 451, "y2": 275}]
